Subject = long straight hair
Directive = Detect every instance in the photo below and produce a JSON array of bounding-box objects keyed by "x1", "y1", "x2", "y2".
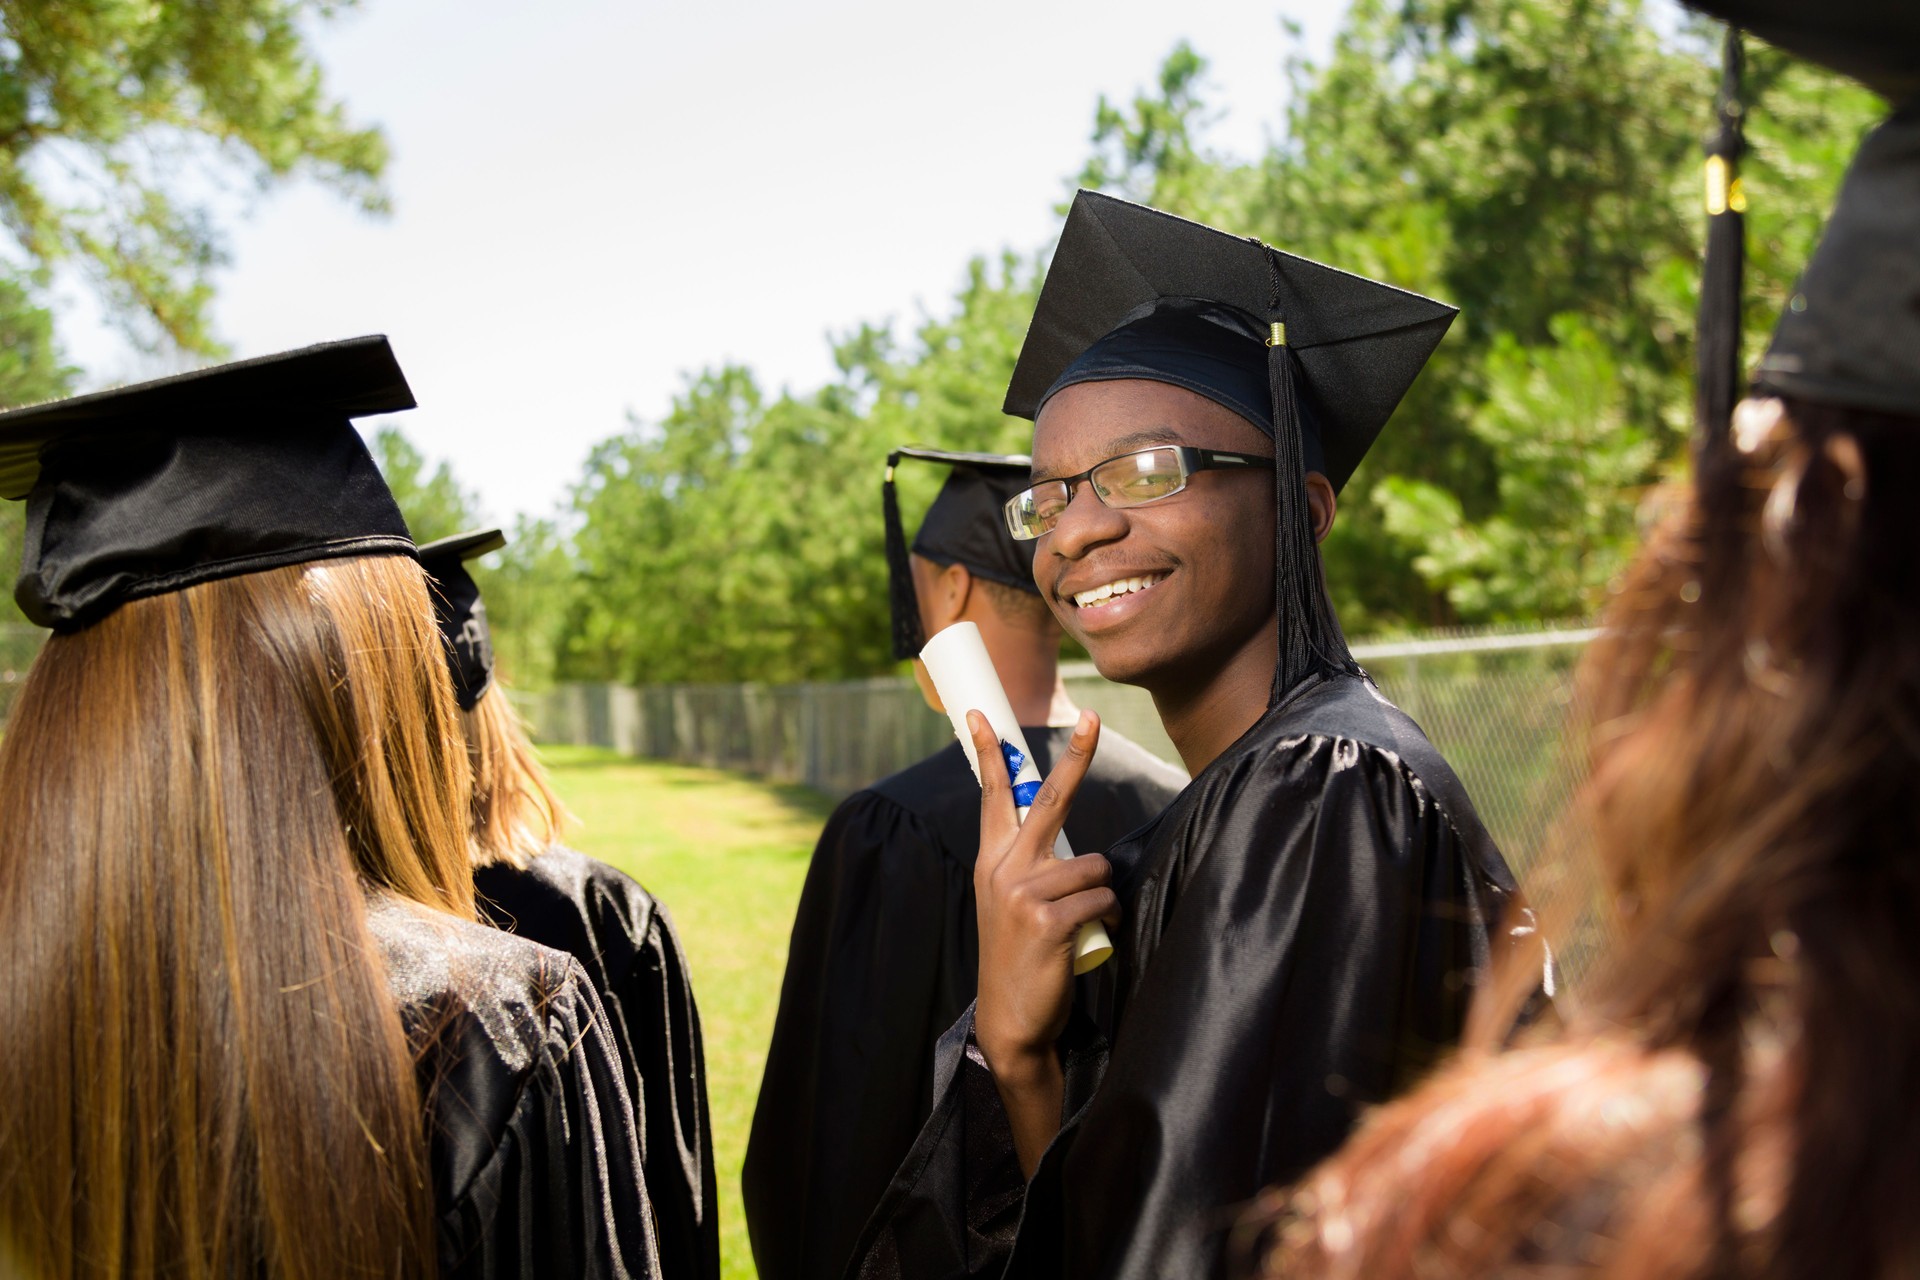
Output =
[
  {"x1": 1251, "y1": 398, "x2": 1920, "y2": 1278},
  {"x1": 0, "y1": 553, "x2": 475, "y2": 1279},
  {"x1": 462, "y1": 681, "x2": 569, "y2": 870}
]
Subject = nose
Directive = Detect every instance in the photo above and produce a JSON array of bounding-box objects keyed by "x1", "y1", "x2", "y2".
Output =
[{"x1": 1045, "y1": 479, "x2": 1128, "y2": 563}]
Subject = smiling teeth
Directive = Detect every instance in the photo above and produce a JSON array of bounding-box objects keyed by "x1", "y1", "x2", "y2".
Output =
[{"x1": 1073, "y1": 574, "x2": 1167, "y2": 609}]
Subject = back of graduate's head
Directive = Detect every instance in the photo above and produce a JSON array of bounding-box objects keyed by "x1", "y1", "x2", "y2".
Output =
[
  {"x1": 1580, "y1": 392, "x2": 1920, "y2": 964},
  {"x1": 0, "y1": 555, "x2": 464, "y2": 1280},
  {"x1": 0, "y1": 339, "x2": 465, "y2": 1279},
  {"x1": 1253, "y1": 397, "x2": 1920, "y2": 1280},
  {"x1": 417, "y1": 528, "x2": 570, "y2": 870},
  {"x1": 462, "y1": 681, "x2": 570, "y2": 869},
  {"x1": 1252, "y1": 86, "x2": 1920, "y2": 1278},
  {"x1": 883, "y1": 449, "x2": 1067, "y2": 712}
]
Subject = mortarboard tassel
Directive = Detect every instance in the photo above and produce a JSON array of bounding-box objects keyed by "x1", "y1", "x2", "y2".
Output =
[
  {"x1": 883, "y1": 453, "x2": 927, "y2": 660},
  {"x1": 1697, "y1": 26, "x2": 1747, "y2": 442},
  {"x1": 1263, "y1": 249, "x2": 1356, "y2": 702}
]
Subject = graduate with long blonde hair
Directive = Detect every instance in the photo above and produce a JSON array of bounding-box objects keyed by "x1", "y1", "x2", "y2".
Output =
[
  {"x1": 420, "y1": 528, "x2": 715, "y2": 1280},
  {"x1": 0, "y1": 340, "x2": 659, "y2": 1279}
]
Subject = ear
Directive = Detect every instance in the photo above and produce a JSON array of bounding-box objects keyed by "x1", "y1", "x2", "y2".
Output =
[
  {"x1": 913, "y1": 556, "x2": 975, "y2": 636},
  {"x1": 934, "y1": 562, "x2": 975, "y2": 629},
  {"x1": 1305, "y1": 472, "x2": 1337, "y2": 544}
]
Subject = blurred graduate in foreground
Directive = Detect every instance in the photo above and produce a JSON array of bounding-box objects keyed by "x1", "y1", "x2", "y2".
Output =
[
  {"x1": 848, "y1": 196, "x2": 1534, "y2": 1279},
  {"x1": 744, "y1": 450, "x2": 1183, "y2": 1280},
  {"x1": 1248, "y1": 4, "x2": 1920, "y2": 1276},
  {"x1": 420, "y1": 527, "x2": 720, "y2": 1280}
]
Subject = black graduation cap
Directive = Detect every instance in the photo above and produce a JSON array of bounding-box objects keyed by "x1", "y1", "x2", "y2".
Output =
[
  {"x1": 1685, "y1": 0, "x2": 1920, "y2": 417},
  {"x1": 1006, "y1": 189, "x2": 1458, "y2": 695},
  {"x1": 1684, "y1": 0, "x2": 1920, "y2": 106},
  {"x1": 0, "y1": 336, "x2": 418, "y2": 630},
  {"x1": 418, "y1": 527, "x2": 507, "y2": 711},
  {"x1": 882, "y1": 447, "x2": 1039, "y2": 661}
]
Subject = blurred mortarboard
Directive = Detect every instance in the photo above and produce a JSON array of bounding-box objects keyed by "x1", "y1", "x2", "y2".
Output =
[
  {"x1": 418, "y1": 527, "x2": 507, "y2": 711},
  {"x1": 882, "y1": 447, "x2": 1038, "y2": 661},
  {"x1": 1685, "y1": 0, "x2": 1920, "y2": 105},
  {"x1": 1006, "y1": 189, "x2": 1458, "y2": 694},
  {"x1": 1685, "y1": 0, "x2": 1920, "y2": 417},
  {"x1": 0, "y1": 335, "x2": 417, "y2": 630}
]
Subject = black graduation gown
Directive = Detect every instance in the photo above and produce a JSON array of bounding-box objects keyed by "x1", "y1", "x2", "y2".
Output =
[
  {"x1": 846, "y1": 673, "x2": 1525, "y2": 1280},
  {"x1": 744, "y1": 725, "x2": 1187, "y2": 1280},
  {"x1": 366, "y1": 893, "x2": 662, "y2": 1280},
  {"x1": 474, "y1": 848, "x2": 719, "y2": 1280}
]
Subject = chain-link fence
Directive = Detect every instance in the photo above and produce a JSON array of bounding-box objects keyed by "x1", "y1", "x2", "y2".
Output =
[
  {"x1": 0, "y1": 616, "x2": 1602, "y2": 975},
  {"x1": 515, "y1": 623, "x2": 1596, "y2": 873},
  {"x1": 516, "y1": 625, "x2": 1607, "y2": 976}
]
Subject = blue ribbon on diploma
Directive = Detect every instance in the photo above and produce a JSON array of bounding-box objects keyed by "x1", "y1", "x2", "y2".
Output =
[{"x1": 1001, "y1": 740, "x2": 1041, "y2": 808}]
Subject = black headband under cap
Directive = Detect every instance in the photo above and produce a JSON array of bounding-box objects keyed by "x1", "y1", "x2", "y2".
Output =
[
  {"x1": 1038, "y1": 297, "x2": 1329, "y2": 481},
  {"x1": 883, "y1": 447, "x2": 1038, "y2": 661},
  {"x1": 419, "y1": 527, "x2": 507, "y2": 711},
  {"x1": 0, "y1": 336, "x2": 418, "y2": 631}
]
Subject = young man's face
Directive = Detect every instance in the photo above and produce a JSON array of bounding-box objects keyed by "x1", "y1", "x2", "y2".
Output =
[{"x1": 1028, "y1": 378, "x2": 1279, "y2": 690}]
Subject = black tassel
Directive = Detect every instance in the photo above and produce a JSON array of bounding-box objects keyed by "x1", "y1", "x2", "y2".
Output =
[
  {"x1": 883, "y1": 454, "x2": 926, "y2": 660},
  {"x1": 1263, "y1": 247, "x2": 1355, "y2": 704},
  {"x1": 1697, "y1": 27, "x2": 1746, "y2": 443}
]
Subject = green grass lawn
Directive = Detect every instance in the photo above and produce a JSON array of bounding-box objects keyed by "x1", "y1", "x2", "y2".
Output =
[{"x1": 542, "y1": 745, "x2": 832, "y2": 1280}]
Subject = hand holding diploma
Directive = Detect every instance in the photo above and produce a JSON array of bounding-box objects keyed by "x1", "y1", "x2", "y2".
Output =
[
  {"x1": 963, "y1": 706, "x2": 1117, "y2": 1176},
  {"x1": 921, "y1": 621, "x2": 1118, "y2": 1176},
  {"x1": 918, "y1": 621, "x2": 1113, "y2": 974}
]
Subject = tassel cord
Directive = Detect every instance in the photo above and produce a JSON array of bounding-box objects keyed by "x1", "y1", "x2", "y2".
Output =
[{"x1": 883, "y1": 458, "x2": 927, "y2": 660}]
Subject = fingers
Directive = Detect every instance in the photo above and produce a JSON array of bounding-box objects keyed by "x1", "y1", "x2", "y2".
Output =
[
  {"x1": 1046, "y1": 886, "x2": 1119, "y2": 935},
  {"x1": 1021, "y1": 710, "x2": 1100, "y2": 849},
  {"x1": 968, "y1": 709, "x2": 1020, "y2": 851},
  {"x1": 986, "y1": 853, "x2": 1112, "y2": 929},
  {"x1": 1020, "y1": 850, "x2": 1111, "y2": 901}
]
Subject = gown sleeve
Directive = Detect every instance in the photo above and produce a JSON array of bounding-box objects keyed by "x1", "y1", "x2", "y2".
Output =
[
  {"x1": 848, "y1": 735, "x2": 1516, "y2": 1280},
  {"x1": 585, "y1": 871, "x2": 721, "y2": 1280},
  {"x1": 436, "y1": 960, "x2": 663, "y2": 1280},
  {"x1": 746, "y1": 789, "x2": 977, "y2": 1280}
]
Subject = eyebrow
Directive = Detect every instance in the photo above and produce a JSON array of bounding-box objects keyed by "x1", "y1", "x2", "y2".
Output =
[{"x1": 1030, "y1": 428, "x2": 1184, "y2": 483}]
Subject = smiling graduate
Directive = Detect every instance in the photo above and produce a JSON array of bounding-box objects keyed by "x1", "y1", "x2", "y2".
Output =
[
  {"x1": 743, "y1": 450, "x2": 1184, "y2": 1280},
  {"x1": 846, "y1": 193, "x2": 1538, "y2": 1280}
]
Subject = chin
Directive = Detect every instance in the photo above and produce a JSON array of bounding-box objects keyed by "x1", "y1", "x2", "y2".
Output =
[{"x1": 1080, "y1": 635, "x2": 1172, "y2": 691}]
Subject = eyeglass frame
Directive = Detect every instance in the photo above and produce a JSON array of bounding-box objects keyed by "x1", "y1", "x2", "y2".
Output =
[{"x1": 1002, "y1": 444, "x2": 1272, "y2": 541}]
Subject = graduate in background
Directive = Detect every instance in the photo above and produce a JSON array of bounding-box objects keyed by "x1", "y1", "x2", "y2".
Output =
[
  {"x1": 420, "y1": 528, "x2": 719, "y2": 1280},
  {"x1": 1249, "y1": 5, "x2": 1920, "y2": 1275},
  {"x1": 744, "y1": 450, "x2": 1185, "y2": 1280},
  {"x1": 849, "y1": 197, "x2": 1533, "y2": 1280},
  {"x1": 0, "y1": 340, "x2": 659, "y2": 1280}
]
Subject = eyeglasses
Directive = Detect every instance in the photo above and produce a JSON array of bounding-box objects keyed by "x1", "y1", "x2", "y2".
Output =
[{"x1": 1003, "y1": 445, "x2": 1271, "y2": 541}]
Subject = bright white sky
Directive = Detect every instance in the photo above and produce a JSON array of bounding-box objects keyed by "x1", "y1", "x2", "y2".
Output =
[{"x1": 53, "y1": 0, "x2": 1351, "y2": 523}]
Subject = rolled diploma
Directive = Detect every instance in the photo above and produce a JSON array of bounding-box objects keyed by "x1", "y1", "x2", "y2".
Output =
[{"x1": 919, "y1": 621, "x2": 1114, "y2": 975}]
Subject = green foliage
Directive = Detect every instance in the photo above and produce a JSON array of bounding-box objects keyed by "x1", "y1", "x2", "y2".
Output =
[
  {"x1": 1242, "y1": 0, "x2": 1880, "y2": 625},
  {"x1": 1375, "y1": 314, "x2": 1657, "y2": 619},
  {"x1": 483, "y1": 514, "x2": 576, "y2": 690},
  {"x1": 0, "y1": 0, "x2": 388, "y2": 354},
  {"x1": 340, "y1": 2, "x2": 1886, "y2": 687},
  {"x1": 1075, "y1": 40, "x2": 1258, "y2": 226},
  {"x1": 562, "y1": 256, "x2": 1041, "y2": 685},
  {"x1": 369, "y1": 425, "x2": 578, "y2": 690},
  {"x1": 370, "y1": 423, "x2": 482, "y2": 544},
  {"x1": 0, "y1": 270, "x2": 74, "y2": 625},
  {"x1": 545, "y1": 6, "x2": 1884, "y2": 682}
]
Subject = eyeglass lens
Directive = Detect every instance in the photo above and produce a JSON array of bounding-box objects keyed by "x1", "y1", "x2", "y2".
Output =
[{"x1": 1008, "y1": 447, "x2": 1191, "y2": 539}]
